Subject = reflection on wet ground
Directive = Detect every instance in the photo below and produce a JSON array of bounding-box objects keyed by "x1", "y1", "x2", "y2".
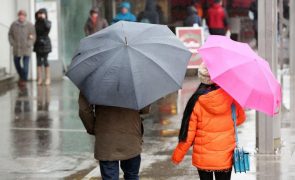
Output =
[{"x1": 0, "y1": 76, "x2": 294, "y2": 179}]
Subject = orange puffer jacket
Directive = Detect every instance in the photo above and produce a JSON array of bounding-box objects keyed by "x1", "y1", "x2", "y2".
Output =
[{"x1": 172, "y1": 88, "x2": 246, "y2": 170}]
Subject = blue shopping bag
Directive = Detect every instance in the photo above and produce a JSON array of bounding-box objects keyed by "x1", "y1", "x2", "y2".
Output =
[{"x1": 231, "y1": 104, "x2": 250, "y2": 173}]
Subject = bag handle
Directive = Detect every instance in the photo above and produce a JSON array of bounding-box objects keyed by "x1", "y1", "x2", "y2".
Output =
[{"x1": 231, "y1": 104, "x2": 239, "y2": 147}]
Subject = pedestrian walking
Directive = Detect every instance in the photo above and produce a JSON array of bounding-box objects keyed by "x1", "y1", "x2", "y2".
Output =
[
  {"x1": 137, "y1": 0, "x2": 159, "y2": 24},
  {"x1": 34, "y1": 8, "x2": 52, "y2": 85},
  {"x1": 78, "y1": 93, "x2": 150, "y2": 180},
  {"x1": 84, "y1": 7, "x2": 108, "y2": 36},
  {"x1": 68, "y1": 21, "x2": 191, "y2": 179},
  {"x1": 112, "y1": 2, "x2": 136, "y2": 23},
  {"x1": 206, "y1": 0, "x2": 229, "y2": 35},
  {"x1": 184, "y1": 6, "x2": 202, "y2": 27},
  {"x1": 8, "y1": 10, "x2": 36, "y2": 86},
  {"x1": 171, "y1": 63, "x2": 246, "y2": 180}
]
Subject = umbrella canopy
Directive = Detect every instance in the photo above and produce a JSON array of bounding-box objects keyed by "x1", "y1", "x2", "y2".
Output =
[
  {"x1": 66, "y1": 21, "x2": 191, "y2": 110},
  {"x1": 198, "y1": 35, "x2": 281, "y2": 116}
]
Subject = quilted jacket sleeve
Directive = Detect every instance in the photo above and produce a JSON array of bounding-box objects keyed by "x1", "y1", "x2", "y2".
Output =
[
  {"x1": 171, "y1": 107, "x2": 198, "y2": 164},
  {"x1": 234, "y1": 101, "x2": 246, "y2": 126}
]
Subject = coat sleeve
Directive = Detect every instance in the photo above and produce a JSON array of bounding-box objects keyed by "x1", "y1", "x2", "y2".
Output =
[
  {"x1": 78, "y1": 92, "x2": 95, "y2": 135},
  {"x1": 28, "y1": 23, "x2": 36, "y2": 46},
  {"x1": 234, "y1": 101, "x2": 246, "y2": 126},
  {"x1": 44, "y1": 20, "x2": 51, "y2": 32},
  {"x1": 139, "y1": 105, "x2": 151, "y2": 115},
  {"x1": 171, "y1": 107, "x2": 198, "y2": 164},
  {"x1": 8, "y1": 24, "x2": 14, "y2": 46}
]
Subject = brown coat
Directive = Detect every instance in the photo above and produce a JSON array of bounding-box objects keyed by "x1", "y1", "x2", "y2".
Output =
[
  {"x1": 84, "y1": 17, "x2": 108, "y2": 36},
  {"x1": 78, "y1": 93, "x2": 150, "y2": 161},
  {"x1": 8, "y1": 20, "x2": 36, "y2": 56}
]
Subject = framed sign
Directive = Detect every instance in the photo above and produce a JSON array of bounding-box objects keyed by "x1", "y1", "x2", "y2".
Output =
[{"x1": 176, "y1": 27, "x2": 204, "y2": 69}]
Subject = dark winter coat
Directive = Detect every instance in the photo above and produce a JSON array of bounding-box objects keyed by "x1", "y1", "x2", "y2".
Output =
[
  {"x1": 34, "y1": 8, "x2": 52, "y2": 54},
  {"x1": 84, "y1": 17, "x2": 108, "y2": 36},
  {"x1": 184, "y1": 6, "x2": 202, "y2": 27},
  {"x1": 137, "y1": 0, "x2": 159, "y2": 24},
  {"x1": 78, "y1": 93, "x2": 150, "y2": 161}
]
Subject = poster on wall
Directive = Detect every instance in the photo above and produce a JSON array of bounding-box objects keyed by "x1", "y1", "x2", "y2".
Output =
[
  {"x1": 36, "y1": 0, "x2": 59, "y2": 61},
  {"x1": 176, "y1": 27, "x2": 204, "y2": 69}
]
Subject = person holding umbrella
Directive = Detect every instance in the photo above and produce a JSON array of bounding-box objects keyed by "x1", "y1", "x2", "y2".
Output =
[
  {"x1": 79, "y1": 93, "x2": 150, "y2": 179},
  {"x1": 67, "y1": 21, "x2": 192, "y2": 179},
  {"x1": 171, "y1": 63, "x2": 246, "y2": 180},
  {"x1": 172, "y1": 34, "x2": 281, "y2": 179}
]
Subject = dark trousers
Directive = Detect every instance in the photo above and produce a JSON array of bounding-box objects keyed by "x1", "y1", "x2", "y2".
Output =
[
  {"x1": 209, "y1": 28, "x2": 227, "y2": 36},
  {"x1": 14, "y1": 56, "x2": 30, "y2": 81},
  {"x1": 37, "y1": 53, "x2": 49, "y2": 67},
  {"x1": 198, "y1": 169, "x2": 232, "y2": 180},
  {"x1": 99, "y1": 155, "x2": 141, "y2": 180}
]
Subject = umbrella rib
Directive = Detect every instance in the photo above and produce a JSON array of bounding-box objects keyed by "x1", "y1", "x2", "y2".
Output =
[
  {"x1": 128, "y1": 25, "x2": 161, "y2": 44},
  {"x1": 67, "y1": 45, "x2": 122, "y2": 75},
  {"x1": 125, "y1": 48, "x2": 139, "y2": 109},
  {"x1": 255, "y1": 61, "x2": 278, "y2": 112},
  {"x1": 200, "y1": 46, "x2": 259, "y2": 64},
  {"x1": 84, "y1": 29, "x2": 125, "y2": 45},
  {"x1": 129, "y1": 46, "x2": 182, "y2": 88},
  {"x1": 210, "y1": 59, "x2": 255, "y2": 79},
  {"x1": 132, "y1": 41, "x2": 189, "y2": 51},
  {"x1": 79, "y1": 39, "x2": 123, "y2": 52}
]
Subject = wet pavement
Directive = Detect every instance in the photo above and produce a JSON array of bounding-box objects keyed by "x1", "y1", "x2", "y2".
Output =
[{"x1": 0, "y1": 75, "x2": 294, "y2": 180}]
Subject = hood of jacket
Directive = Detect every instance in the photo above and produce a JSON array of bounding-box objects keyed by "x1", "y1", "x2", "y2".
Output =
[
  {"x1": 198, "y1": 89, "x2": 233, "y2": 115},
  {"x1": 35, "y1": 8, "x2": 48, "y2": 20},
  {"x1": 120, "y1": 2, "x2": 131, "y2": 10},
  {"x1": 145, "y1": 0, "x2": 156, "y2": 11}
]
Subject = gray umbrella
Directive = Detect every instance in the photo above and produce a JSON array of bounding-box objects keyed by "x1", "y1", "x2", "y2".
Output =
[{"x1": 66, "y1": 21, "x2": 191, "y2": 110}]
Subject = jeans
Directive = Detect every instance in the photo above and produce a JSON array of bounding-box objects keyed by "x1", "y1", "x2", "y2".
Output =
[
  {"x1": 99, "y1": 155, "x2": 141, "y2": 180},
  {"x1": 14, "y1": 56, "x2": 30, "y2": 81},
  {"x1": 198, "y1": 169, "x2": 232, "y2": 180}
]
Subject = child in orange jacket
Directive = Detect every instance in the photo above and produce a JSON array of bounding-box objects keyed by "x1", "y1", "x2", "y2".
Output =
[{"x1": 171, "y1": 63, "x2": 246, "y2": 180}]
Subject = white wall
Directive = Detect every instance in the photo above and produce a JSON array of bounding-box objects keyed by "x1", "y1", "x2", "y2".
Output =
[
  {"x1": 0, "y1": 0, "x2": 16, "y2": 74},
  {"x1": 0, "y1": 0, "x2": 63, "y2": 80},
  {"x1": 0, "y1": 0, "x2": 36, "y2": 79}
]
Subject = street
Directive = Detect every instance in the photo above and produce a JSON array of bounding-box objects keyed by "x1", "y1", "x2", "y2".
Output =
[{"x1": 0, "y1": 75, "x2": 294, "y2": 180}]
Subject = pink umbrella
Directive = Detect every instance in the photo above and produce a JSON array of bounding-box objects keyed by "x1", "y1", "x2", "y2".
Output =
[{"x1": 198, "y1": 35, "x2": 281, "y2": 116}]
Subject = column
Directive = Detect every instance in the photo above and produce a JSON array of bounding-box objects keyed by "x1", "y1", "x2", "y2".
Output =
[
  {"x1": 290, "y1": 0, "x2": 295, "y2": 126},
  {"x1": 256, "y1": 0, "x2": 280, "y2": 154}
]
